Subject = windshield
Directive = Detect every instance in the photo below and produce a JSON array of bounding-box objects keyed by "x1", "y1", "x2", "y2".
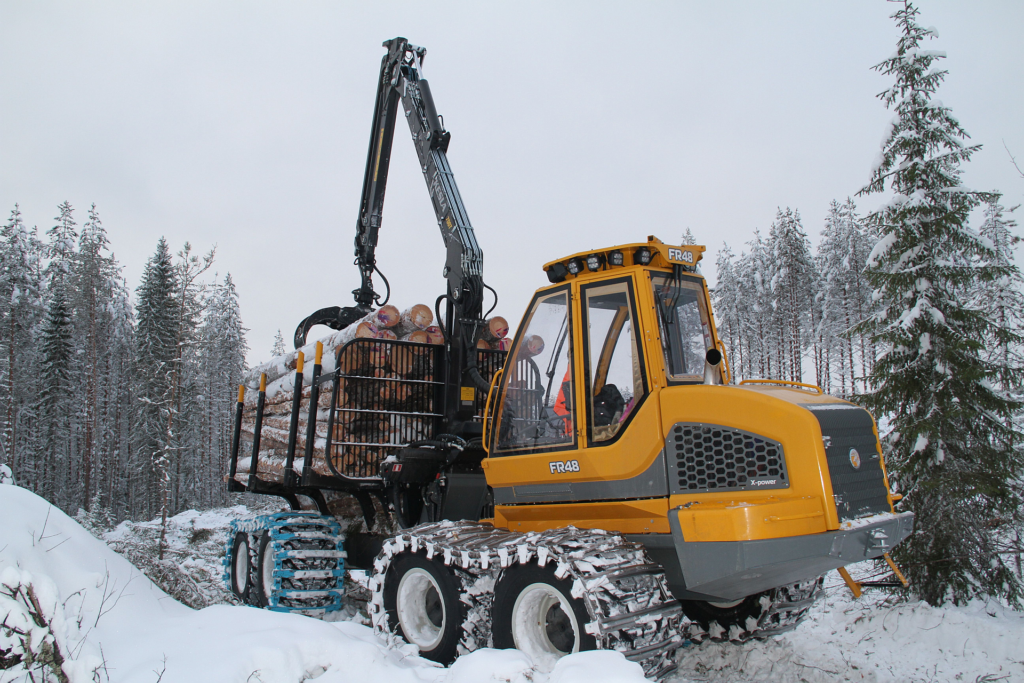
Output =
[{"x1": 651, "y1": 273, "x2": 713, "y2": 383}]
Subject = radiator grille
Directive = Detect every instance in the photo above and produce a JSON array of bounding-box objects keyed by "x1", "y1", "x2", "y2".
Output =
[
  {"x1": 667, "y1": 423, "x2": 789, "y2": 494},
  {"x1": 804, "y1": 404, "x2": 890, "y2": 521}
]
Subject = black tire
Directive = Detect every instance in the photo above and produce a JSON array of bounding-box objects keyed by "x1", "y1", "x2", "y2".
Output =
[
  {"x1": 253, "y1": 531, "x2": 276, "y2": 608},
  {"x1": 388, "y1": 484, "x2": 425, "y2": 529},
  {"x1": 492, "y1": 563, "x2": 596, "y2": 667},
  {"x1": 382, "y1": 553, "x2": 466, "y2": 665},
  {"x1": 681, "y1": 590, "x2": 775, "y2": 635},
  {"x1": 229, "y1": 531, "x2": 253, "y2": 603}
]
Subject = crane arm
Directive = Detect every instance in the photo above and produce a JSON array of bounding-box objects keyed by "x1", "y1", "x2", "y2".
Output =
[{"x1": 294, "y1": 37, "x2": 485, "y2": 350}]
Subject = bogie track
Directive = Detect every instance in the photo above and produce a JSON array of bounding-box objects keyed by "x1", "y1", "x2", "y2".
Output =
[
  {"x1": 223, "y1": 511, "x2": 346, "y2": 616},
  {"x1": 369, "y1": 521, "x2": 686, "y2": 678}
]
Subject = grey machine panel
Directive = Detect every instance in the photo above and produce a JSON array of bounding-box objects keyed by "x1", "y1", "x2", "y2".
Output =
[
  {"x1": 629, "y1": 508, "x2": 915, "y2": 602},
  {"x1": 492, "y1": 450, "x2": 668, "y2": 505}
]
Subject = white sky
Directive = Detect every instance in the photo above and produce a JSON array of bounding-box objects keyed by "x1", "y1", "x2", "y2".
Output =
[{"x1": 2, "y1": 1, "x2": 1022, "y2": 366}]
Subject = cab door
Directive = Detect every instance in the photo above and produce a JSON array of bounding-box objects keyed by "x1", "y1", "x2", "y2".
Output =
[{"x1": 485, "y1": 275, "x2": 670, "y2": 535}]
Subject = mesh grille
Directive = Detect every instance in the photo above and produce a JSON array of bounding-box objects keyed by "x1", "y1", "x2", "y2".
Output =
[
  {"x1": 324, "y1": 340, "x2": 506, "y2": 480},
  {"x1": 667, "y1": 423, "x2": 788, "y2": 493}
]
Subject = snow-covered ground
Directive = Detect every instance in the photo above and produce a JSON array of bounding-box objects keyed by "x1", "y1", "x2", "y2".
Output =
[{"x1": 2, "y1": 484, "x2": 1022, "y2": 683}]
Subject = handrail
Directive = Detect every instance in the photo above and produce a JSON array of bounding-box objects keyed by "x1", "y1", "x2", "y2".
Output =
[
  {"x1": 715, "y1": 340, "x2": 732, "y2": 385},
  {"x1": 482, "y1": 367, "x2": 504, "y2": 454},
  {"x1": 738, "y1": 378, "x2": 824, "y2": 395}
]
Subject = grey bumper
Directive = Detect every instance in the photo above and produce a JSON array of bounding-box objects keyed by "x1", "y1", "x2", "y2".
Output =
[{"x1": 630, "y1": 509, "x2": 914, "y2": 602}]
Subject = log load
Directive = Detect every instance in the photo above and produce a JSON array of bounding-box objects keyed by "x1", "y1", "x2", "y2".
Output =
[{"x1": 236, "y1": 303, "x2": 512, "y2": 486}]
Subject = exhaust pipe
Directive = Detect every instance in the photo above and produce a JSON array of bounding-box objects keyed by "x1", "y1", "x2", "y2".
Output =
[{"x1": 703, "y1": 348, "x2": 723, "y2": 385}]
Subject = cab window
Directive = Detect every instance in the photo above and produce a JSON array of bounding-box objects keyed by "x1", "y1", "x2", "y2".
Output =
[
  {"x1": 581, "y1": 278, "x2": 646, "y2": 444},
  {"x1": 494, "y1": 287, "x2": 576, "y2": 454},
  {"x1": 651, "y1": 274, "x2": 713, "y2": 384}
]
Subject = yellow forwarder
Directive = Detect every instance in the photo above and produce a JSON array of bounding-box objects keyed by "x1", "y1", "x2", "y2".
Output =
[{"x1": 224, "y1": 37, "x2": 913, "y2": 679}]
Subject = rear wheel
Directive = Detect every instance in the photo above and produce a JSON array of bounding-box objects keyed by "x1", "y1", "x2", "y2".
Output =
[
  {"x1": 229, "y1": 532, "x2": 253, "y2": 602},
  {"x1": 382, "y1": 553, "x2": 466, "y2": 665},
  {"x1": 253, "y1": 531, "x2": 276, "y2": 608},
  {"x1": 492, "y1": 563, "x2": 596, "y2": 670}
]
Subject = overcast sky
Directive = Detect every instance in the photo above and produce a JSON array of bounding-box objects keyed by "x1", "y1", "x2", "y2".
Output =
[{"x1": 2, "y1": 1, "x2": 1022, "y2": 366}]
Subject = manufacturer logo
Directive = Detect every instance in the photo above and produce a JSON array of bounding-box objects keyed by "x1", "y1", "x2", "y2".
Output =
[
  {"x1": 667, "y1": 248, "x2": 695, "y2": 264},
  {"x1": 849, "y1": 448, "x2": 861, "y2": 470},
  {"x1": 549, "y1": 460, "x2": 580, "y2": 474},
  {"x1": 749, "y1": 478, "x2": 777, "y2": 486}
]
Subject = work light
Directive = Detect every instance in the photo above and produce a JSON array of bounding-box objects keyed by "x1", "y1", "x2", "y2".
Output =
[
  {"x1": 585, "y1": 254, "x2": 605, "y2": 271},
  {"x1": 608, "y1": 250, "x2": 624, "y2": 266},
  {"x1": 566, "y1": 258, "x2": 583, "y2": 275},
  {"x1": 633, "y1": 247, "x2": 652, "y2": 265}
]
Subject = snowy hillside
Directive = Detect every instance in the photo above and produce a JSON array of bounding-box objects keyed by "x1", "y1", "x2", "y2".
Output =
[{"x1": 2, "y1": 484, "x2": 1022, "y2": 682}]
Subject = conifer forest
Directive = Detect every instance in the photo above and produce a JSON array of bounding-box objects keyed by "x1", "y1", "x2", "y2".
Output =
[{"x1": 0, "y1": 202, "x2": 247, "y2": 524}]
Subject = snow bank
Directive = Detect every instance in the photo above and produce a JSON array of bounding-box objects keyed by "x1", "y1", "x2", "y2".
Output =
[
  {"x1": 0, "y1": 486, "x2": 645, "y2": 682},
  {"x1": 4, "y1": 485, "x2": 1023, "y2": 683},
  {"x1": 668, "y1": 574, "x2": 1024, "y2": 683}
]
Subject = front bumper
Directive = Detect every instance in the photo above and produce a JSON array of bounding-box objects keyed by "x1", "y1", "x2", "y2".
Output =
[{"x1": 630, "y1": 509, "x2": 914, "y2": 602}]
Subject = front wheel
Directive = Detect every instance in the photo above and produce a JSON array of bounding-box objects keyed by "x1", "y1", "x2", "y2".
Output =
[
  {"x1": 382, "y1": 553, "x2": 466, "y2": 665},
  {"x1": 491, "y1": 563, "x2": 597, "y2": 670}
]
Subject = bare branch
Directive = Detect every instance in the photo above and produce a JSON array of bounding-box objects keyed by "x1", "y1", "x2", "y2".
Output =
[{"x1": 1004, "y1": 140, "x2": 1024, "y2": 179}]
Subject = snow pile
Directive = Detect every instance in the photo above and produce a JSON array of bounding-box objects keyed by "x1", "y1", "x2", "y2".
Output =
[
  {"x1": 4, "y1": 483, "x2": 1023, "y2": 682},
  {"x1": 0, "y1": 485, "x2": 646, "y2": 683},
  {"x1": 668, "y1": 574, "x2": 1024, "y2": 683}
]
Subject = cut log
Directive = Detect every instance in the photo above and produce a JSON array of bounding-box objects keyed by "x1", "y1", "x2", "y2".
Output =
[
  {"x1": 394, "y1": 304, "x2": 433, "y2": 336},
  {"x1": 425, "y1": 326, "x2": 444, "y2": 345},
  {"x1": 482, "y1": 316, "x2": 509, "y2": 341},
  {"x1": 522, "y1": 334, "x2": 545, "y2": 357},
  {"x1": 401, "y1": 330, "x2": 429, "y2": 344},
  {"x1": 492, "y1": 337, "x2": 513, "y2": 351},
  {"x1": 373, "y1": 305, "x2": 401, "y2": 328}
]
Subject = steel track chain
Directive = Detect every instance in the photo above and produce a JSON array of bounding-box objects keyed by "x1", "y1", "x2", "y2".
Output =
[
  {"x1": 368, "y1": 521, "x2": 685, "y2": 678},
  {"x1": 685, "y1": 576, "x2": 824, "y2": 643},
  {"x1": 223, "y1": 511, "x2": 346, "y2": 616}
]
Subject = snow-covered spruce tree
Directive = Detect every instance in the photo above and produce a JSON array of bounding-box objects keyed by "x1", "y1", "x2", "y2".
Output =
[
  {"x1": 816, "y1": 199, "x2": 876, "y2": 396},
  {"x1": 134, "y1": 238, "x2": 178, "y2": 520},
  {"x1": 271, "y1": 329, "x2": 286, "y2": 357},
  {"x1": 977, "y1": 200, "x2": 1024, "y2": 397},
  {"x1": 72, "y1": 204, "x2": 124, "y2": 513},
  {"x1": 712, "y1": 244, "x2": 742, "y2": 380},
  {"x1": 768, "y1": 208, "x2": 815, "y2": 382},
  {"x1": 195, "y1": 274, "x2": 248, "y2": 508},
  {"x1": 0, "y1": 205, "x2": 44, "y2": 487},
  {"x1": 37, "y1": 202, "x2": 78, "y2": 509},
  {"x1": 681, "y1": 228, "x2": 696, "y2": 246},
  {"x1": 856, "y1": 2, "x2": 1024, "y2": 606}
]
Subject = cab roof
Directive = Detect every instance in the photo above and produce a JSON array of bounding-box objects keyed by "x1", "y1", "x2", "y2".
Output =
[{"x1": 542, "y1": 236, "x2": 706, "y2": 283}]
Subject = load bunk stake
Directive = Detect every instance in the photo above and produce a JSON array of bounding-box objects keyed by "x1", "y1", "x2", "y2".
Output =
[
  {"x1": 284, "y1": 351, "x2": 305, "y2": 487},
  {"x1": 227, "y1": 384, "x2": 245, "y2": 491},
  {"x1": 301, "y1": 342, "x2": 324, "y2": 483},
  {"x1": 247, "y1": 373, "x2": 267, "y2": 489}
]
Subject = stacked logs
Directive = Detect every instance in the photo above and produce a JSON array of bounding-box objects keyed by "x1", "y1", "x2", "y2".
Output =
[{"x1": 235, "y1": 305, "x2": 511, "y2": 483}]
